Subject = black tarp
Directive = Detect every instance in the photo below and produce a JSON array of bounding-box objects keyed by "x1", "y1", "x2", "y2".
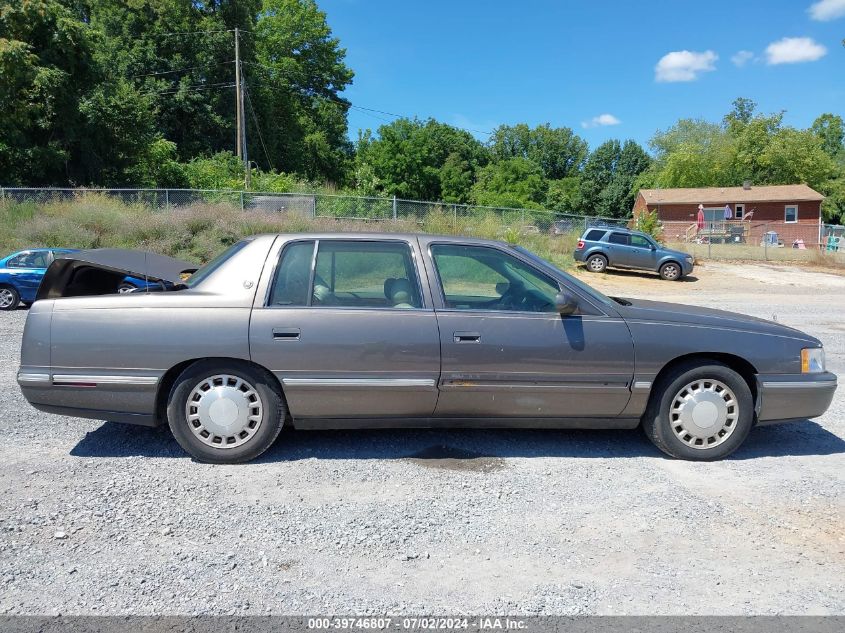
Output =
[{"x1": 37, "y1": 249, "x2": 198, "y2": 300}]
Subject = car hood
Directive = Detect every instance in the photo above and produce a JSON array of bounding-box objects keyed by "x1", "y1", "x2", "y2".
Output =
[
  {"x1": 36, "y1": 248, "x2": 198, "y2": 300},
  {"x1": 612, "y1": 298, "x2": 818, "y2": 343}
]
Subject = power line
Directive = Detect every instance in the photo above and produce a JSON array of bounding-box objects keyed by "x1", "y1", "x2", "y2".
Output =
[
  {"x1": 129, "y1": 61, "x2": 235, "y2": 79},
  {"x1": 244, "y1": 84, "x2": 273, "y2": 170},
  {"x1": 153, "y1": 82, "x2": 236, "y2": 96},
  {"x1": 147, "y1": 28, "x2": 234, "y2": 38}
]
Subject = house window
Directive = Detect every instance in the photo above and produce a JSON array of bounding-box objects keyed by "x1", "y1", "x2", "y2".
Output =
[
  {"x1": 735, "y1": 204, "x2": 744, "y2": 220},
  {"x1": 785, "y1": 205, "x2": 798, "y2": 223}
]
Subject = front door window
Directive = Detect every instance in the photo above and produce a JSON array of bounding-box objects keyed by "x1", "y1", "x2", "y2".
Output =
[{"x1": 431, "y1": 244, "x2": 560, "y2": 313}]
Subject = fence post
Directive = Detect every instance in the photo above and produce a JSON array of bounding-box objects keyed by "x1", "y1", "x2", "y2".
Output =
[
  {"x1": 240, "y1": 191, "x2": 244, "y2": 211},
  {"x1": 453, "y1": 204, "x2": 458, "y2": 232},
  {"x1": 764, "y1": 223, "x2": 768, "y2": 261},
  {"x1": 164, "y1": 189, "x2": 169, "y2": 208},
  {"x1": 392, "y1": 195, "x2": 397, "y2": 221}
]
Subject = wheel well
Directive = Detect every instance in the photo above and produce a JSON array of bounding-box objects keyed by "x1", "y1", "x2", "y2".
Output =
[
  {"x1": 651, "y1": 352, "x2": 758, "y2": 403},
  {"x1": 660, "y1": 259, "x2": 681, "y2": 270},
  {"x1": 154, "y1": 357, "x2": 287, "y2": 425}
]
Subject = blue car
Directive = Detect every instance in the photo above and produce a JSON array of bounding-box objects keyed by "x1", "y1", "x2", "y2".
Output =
[{"x1": 0, "y1": 248, "x2": 153, "y2": 310}]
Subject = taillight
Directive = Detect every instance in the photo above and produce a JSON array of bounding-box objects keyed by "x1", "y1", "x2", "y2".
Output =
[{"x1": 576, "y1": 240, "x2": 585, "y2": 249}]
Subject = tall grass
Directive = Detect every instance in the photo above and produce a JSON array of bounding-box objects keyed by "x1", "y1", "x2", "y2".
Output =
[{"x1": 0, "y1": 195, "x2": 578, "y2": 268}]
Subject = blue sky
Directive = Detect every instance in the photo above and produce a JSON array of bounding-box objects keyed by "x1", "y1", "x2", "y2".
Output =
[{"x1": 320, "y1": 0, "x2": 844, "y2": 150}]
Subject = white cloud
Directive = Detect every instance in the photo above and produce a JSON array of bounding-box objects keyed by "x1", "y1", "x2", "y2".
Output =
[
  {"x1": 655, "y1": 50, "x2": 718, "y2": 82},
  {"x1": 731, "y1": 50, "x2": 754, "y2": 67},
  {"x1": 765, "y1": 37, "x2": 827, "y2": 64},
  {"x1": 581, "y1": 113, "x2": 621, "y2": 129},
  {"x1": 809, "y1": 0, "x2": 845, "y2": 21}
]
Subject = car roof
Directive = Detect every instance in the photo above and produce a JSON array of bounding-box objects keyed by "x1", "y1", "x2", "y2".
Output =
[{"x1": 261, "y1": 232, "x2": 513, "y2": 248}]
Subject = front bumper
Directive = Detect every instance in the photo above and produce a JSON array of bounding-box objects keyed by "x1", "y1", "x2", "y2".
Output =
[
  {"x1": 756, "y1": 372, "x2": 837, "y2": 425},
  {"x1": 681, "y1": 259, "x2": 695, "y2": 275}
]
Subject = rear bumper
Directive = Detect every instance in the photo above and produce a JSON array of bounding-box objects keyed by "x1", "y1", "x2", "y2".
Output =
[
  {"x1": 573, "y1": 249, "x2": 586, "y2": 262},
  {"x1": 756, "y1": 372, "x2": 837, "y2": 425}
]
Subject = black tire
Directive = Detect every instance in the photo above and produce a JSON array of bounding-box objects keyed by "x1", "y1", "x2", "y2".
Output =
[
  {"x1": 642, "y1": 361, "x2": 754, "y2": 461},
  {"x1": 586, "y1": 253, "x2": 608, "y2": 273},
  {"x1": 659, "y1": 261, "x2": 682, "y2": 281},
  {"x1": 167, "y1": 359, "x2": 286, "y2": 464},
  {"x1": 0, "y1": 285, "x2": 21, "y2": 311}
]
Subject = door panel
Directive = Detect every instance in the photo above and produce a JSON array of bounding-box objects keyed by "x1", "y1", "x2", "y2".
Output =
[
  {"x1": 249, "y1": 237, "x2": 440, "y2": 420},
  {"x1": 423, "y1": 241, "x2": 635, "y2": 418},
  {"x1": 626, "y1": 236, "x2": 658, "y2": 270},
  {"x1": 250, "y1": 308, "x2": 440, "y2": 418},
  {"x1": 435, "y1": 311, "x2": 634, "y2": 417}
]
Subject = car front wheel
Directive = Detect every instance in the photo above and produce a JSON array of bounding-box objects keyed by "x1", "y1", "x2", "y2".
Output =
[
  {"x1": 659, "y1": 262, "x2": 682, "y2": 281},
  {"x1": 117, "y1": 282, "x2": 137, "y2": 294},
  {"x1": 0, "y1": 286, "x2": 21, "y2": 311},
  {"x1": 167, "y1": 360, "x2": 286, "y2": 463},
  {"x1": 642, "y1": 361, "x2": 754, "y2": 460},
  {"x1": 586, "y1": 254, "x2": 608, "y2": 273}
]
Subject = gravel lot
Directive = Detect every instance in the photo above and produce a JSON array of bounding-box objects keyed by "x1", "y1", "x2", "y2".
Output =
[{"x1": 0, "y1": 260, "x2": 843, "y2": 615}]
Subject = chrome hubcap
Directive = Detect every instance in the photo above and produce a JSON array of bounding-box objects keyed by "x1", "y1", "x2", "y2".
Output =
[
  {"x1": 670, "y1": 379, "x2": 738, "y2": 449},
  {"x1": 589, "y1": 257, "x2": 605, "y2": 271},
  {"x1": 117, "y1": 285, "x2": 135, "y2": 294},
  {"x1": 0, "y1": 289, "x2": 14, "y2": 308},
  {"x1": 186, "y1": 375, "x2": 263, "y2": 449},
  {"x1": 663, "y1": 265, "x2": 679, "y2": 279}
]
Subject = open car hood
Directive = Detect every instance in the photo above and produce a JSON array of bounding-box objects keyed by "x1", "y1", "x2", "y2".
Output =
[{"x1": 36, "y1": 248, "x2": 198, "y2": 300}]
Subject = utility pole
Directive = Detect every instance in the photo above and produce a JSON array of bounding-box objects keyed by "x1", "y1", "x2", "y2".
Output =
[
  {"x1": 241, "y1": 74, "x2": 251, "y2": 189},
  {"x1": 234, "y1": 27, "x2": 242, "y2": 159}
]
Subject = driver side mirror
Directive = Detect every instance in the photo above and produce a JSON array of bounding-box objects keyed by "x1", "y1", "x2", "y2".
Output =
[{"x1": 555, "y1": 291, "x2": 578, "y2": 316}]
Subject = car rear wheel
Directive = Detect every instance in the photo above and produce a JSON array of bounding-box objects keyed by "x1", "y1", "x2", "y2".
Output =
[
  {"x1": 659, "y1": 261, "x2": 682, "y2": 281},
  {"x1": 0, "y1": 286, "x2": 21, "y2": 311},
  {"x1": 167, "y1": 360, "x2": 286, "y2": 464},
  {"x1": 586, "y1": 254, "x2": 608, "y2": 273},
  {"x1": 642, "y1": 361, "x2": 754, "y2": 460}
]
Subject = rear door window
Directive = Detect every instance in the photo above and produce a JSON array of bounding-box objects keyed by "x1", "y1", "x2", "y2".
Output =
[
  {"x1": 608, "y1": 233, "x2": 630, "y2": 245},
  {"x1": 313, "y1": 241, "x2": 421, "y2": 309}
]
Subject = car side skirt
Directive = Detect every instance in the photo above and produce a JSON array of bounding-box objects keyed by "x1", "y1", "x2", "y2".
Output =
[{"x1": 290, "y1": 417, "x2": 642, "y2": 430}]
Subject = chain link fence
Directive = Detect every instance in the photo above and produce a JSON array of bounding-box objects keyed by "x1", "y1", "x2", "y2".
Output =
[
  {"x1": 0, "y1": 187, "x2": 629, "y2": 236},
  {"x1": 2, "y1": 187, "x2": 841, "y2": 264},
  {"x1": 662, "y1": 219, "x2": 845, "y2": 264}
]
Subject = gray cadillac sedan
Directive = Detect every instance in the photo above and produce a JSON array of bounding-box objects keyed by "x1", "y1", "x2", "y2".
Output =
[{"x1": 18, "y1": 233, "x2": 836, "y2": 464}]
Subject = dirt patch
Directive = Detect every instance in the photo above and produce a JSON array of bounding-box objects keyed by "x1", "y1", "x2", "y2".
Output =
[{"x1": 404, "y1": 445, "x2": 506, "y2": 472}]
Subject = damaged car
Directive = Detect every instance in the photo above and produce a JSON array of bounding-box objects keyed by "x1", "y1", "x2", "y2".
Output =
[{"x1": 17, "y1": 234, "x2": 837, "y2": 464}]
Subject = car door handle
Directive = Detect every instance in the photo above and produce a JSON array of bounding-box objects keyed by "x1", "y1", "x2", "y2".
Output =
[
  {"x1": 272, "y1": 328, "x2": 300, "y2": 341},
  {"x1": 453, "y1": 331, "x2": 481, "y2": 343}
]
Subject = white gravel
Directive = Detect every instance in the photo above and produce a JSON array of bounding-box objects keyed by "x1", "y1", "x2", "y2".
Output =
[{"x1": 0, "y1": 261, "x2": 843, "y2": 615}]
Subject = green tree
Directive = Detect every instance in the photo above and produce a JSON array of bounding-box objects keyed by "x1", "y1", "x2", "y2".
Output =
[
  {"x1": 578, "y1": 140, "x2": 650, "y2": 217},
  {"x1": 470, "y1": 157, "x2": 547, "y2": 209},
  {"x1": 811, "y1": 114, "x2": 845, "y2": 158},
  {"x1": 545, "y1": 176, "x2": 580, "y2": 213},
  {"x1": 0, "y1": 0, "x2": 96, "y2": 184},
  {"x1": 356, "y1": 118, "x2": 487, "y2": 201},
  {"x1": 489, "y1": 123, "x2": 588, "y2": 179}
]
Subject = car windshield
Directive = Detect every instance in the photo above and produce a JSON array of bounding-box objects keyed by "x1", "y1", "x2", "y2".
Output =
[
  {"x1": 185, "y1": 240, "x2": 251, "y2": 288},
  {"x1": 513, "y1": 245, "x2": 615, "y2": 308}
]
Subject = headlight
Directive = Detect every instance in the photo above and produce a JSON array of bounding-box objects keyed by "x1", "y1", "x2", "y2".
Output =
[
  {"x1": 685, "y1": 255, "x2": 694, "y2": 263},
  {"x1": 801, "y1": 348, "x2": 825, "y2": 373}
]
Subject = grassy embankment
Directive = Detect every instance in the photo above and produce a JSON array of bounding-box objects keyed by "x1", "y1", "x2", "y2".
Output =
[{"x1": 0, "y1": 195, "x2": 579, "y2": 270}]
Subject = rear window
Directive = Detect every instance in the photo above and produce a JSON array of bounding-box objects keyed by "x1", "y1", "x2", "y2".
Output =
[
  {"x1": 608, "y1": 232, "x2": 629, "y2": 245},
  {"x1": 584, "y1": 229, "x2": 606, "y2": 241}
]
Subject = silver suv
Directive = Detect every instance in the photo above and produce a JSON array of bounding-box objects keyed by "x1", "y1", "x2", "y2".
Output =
[{"x1": 573, "y1": 227, "x2": 694, "y2": 281}]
